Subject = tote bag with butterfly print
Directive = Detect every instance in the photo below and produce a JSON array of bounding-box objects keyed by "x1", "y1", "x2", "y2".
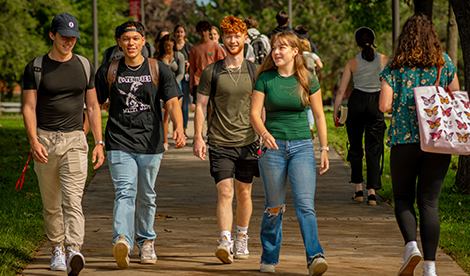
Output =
[{"x1": 414, "y1": 68, "x2": 470, "y2": 155}]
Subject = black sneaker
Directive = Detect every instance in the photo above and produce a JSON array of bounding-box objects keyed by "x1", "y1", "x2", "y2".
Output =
[
  {"x1": 367, "y1": 194, "x2": 377, "y2": 206},
  {"x1": 352, "y1": 190, "x2": 363, "y2": 202}
]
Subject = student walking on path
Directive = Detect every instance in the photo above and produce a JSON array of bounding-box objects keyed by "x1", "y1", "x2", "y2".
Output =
[
  {"x1": 193, "y1": 15, "x2": 260, "y2": 265},
  {"x1": 95, "y1": 20, "x2": 185, "y2": 269},
  {"x1": 333, "y1": 27, "x2": 389, "y2": 206},
  {"x1": 379, "y1": 13, "x2": 460, "y2": 276},
  {"x1": 22, "y1": 13, "x2": 105, "y2": 276},
  {"x1": 250, "y1": 31, "x2": 329, "y2": 276}
]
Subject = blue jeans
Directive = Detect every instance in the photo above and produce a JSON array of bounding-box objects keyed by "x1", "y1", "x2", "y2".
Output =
[
  {"x1": 258, "y1": 139, "x2": 324, "y2": 266},
  {"x1": 181, "y1": 79, "x2": 190, "y2": 129},
  {"x1": 108, "y1": 150, "x2": 163, "y2": 249}
]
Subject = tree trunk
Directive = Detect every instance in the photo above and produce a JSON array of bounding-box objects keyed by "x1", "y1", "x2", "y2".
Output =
[
  {"x1": 446, "y1": 3, "x2": 458, "y2": 68},
  {"x1": 450, "y1": 0, "x2": 470, "y2": 194},
  {"x1": 414, "y1": 0, "x2": 433, "y2": 19}
]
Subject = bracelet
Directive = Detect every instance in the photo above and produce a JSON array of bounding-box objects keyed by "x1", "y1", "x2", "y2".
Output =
[
  {"x1": 95, "y1": 140, "x2": 104, "y2": 146},
  {"x1": 261, "y1": 131, "x2": 269, "y2": 138},
  {"x1": 320, "y1": 146, "x2": 329, "y2": 152}
]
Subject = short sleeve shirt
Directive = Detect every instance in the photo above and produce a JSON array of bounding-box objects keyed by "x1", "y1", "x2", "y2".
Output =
[
  {"x1": 23, "y1": 54, "x2": 95, "y2": 132},
  {"x1": 198, "y1": 59, "x2": 259, "y2": 147},
  {"x1": 379, "y1": 53, "x2": 456, "y2": 147},
  {"x1": 254, "y1": 70, "x2": 321, "y2": 140},
  {"x1": 95, "y1": 58, "x2": 182, "y2": 154}
]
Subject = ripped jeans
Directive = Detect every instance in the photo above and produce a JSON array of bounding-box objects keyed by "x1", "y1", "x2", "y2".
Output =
[{"x1": 258, "y1": 139, "x2": 324, "y2": 266}]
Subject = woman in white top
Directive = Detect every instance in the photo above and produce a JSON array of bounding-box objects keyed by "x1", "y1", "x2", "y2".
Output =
[{"x1": 333, "y1": 27, "x2": 389, "y2": 205}]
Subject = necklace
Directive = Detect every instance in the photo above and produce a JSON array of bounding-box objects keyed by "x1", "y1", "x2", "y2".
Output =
[
  {"x1": 125, "y1": 56, "x2": 144, "y2": 71},
  {"x1": 225, "y1": 61, "x2": 242, "y2": 86}
]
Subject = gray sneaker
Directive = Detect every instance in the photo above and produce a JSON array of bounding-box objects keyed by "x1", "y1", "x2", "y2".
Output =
[
  {"x1": 215, "y1": 235, "x2": 233, "y2": 264},
  {"x1": 233, "y1": 233, "x2": 249, "y2": 259},
  {"x1": 113, "y1": 235, "x2": 130, "y2": 268},
  {"x1": 140, "y1": 239, "x2": 157, "y2": 264},
  {"x1": 50, "y1": 246, "x2": 66, "y2": 271}
]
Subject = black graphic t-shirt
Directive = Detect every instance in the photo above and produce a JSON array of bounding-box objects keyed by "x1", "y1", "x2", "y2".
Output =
[
  {"x1": 23, "y1": 54, "x2": 95, "y2": 132},
  {"x1": 95, "y1": 58, "x2": 181, "y2": 154}
]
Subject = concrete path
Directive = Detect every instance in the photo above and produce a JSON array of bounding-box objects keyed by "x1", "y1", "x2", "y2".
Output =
[{"x1": 21, "y1": 115, "x2": 467, "y2": 276}]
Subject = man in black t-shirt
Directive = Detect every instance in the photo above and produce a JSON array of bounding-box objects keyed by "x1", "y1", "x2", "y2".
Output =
[
  {"x1": 23, "y1": 13, "x2": 104, "y2": 275},
  {"x1": 95, "y1": 21, "x2": 185, "y2": 269}
]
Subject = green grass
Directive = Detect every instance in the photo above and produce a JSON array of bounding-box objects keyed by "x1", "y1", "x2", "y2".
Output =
[
  {"x1": 0, "y1": 113, "x2": 107, "y2": 276},
  {"x1": 323, "y1": 109, "x2": 470, "y2": 275}
]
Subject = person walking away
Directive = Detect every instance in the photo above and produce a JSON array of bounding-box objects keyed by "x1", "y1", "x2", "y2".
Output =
[
  {"x1": 22, "y1": 13, "x2": 105, "y2": 276},
  {"x1": 193, "y1": 15, "x2": 260, "y2": 264},
  {"x1": 95, "y1": 21, "x2": 185, "y2": 269},
  {"x1": 333, "y1": 27, "x2": 389, "y2": 206},
  {"x1": 379, "y1": 14, "x2": 459, "y2": 276},
  {"x1": 156, "y1": 34, "x2": 185, "y2": 150},
  {"x1": 250, "y1": 31, "x2": 329, "y2": 276},
  {"x1": 174, "y1": 24, "x2": 193, "y2": 134},
  {"x1": 189, "y1": 20, "x2": 226, "y2": 105},
  {"x1": 244, "y1": 17, "x2": 270, "y2": 65},
  {"x1": 267, "y1": 11, "x2": 295, "y2": 38}
]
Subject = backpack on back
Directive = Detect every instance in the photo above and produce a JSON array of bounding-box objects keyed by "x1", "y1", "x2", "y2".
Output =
[{"x1": 248, "y1": 34, "x2": 268, "y2": 65}]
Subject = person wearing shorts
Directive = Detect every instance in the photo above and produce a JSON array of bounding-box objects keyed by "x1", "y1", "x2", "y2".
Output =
[{"x1": 193, "y1": 15, "x2": 259, "y2": 264}]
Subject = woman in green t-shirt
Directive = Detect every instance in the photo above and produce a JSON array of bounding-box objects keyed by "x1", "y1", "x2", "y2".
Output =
[{"x1": 250, "y1": 31, "x2": 329, "y2": 275}]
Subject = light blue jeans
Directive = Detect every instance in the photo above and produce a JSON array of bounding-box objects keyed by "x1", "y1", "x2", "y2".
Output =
[
  {"x1": 108, "y1": 150, "x2": 163, "y2": 249},
  {"x1": 258, "y1": 139, "x2": 324, "y2": 266}
]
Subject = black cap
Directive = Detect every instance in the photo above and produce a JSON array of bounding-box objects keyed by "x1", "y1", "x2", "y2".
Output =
[
  {"x1": 118, "y1": 21, "x2": 145, "y2": 38},
  {"x1": 51, "y1": 13, "x2": 81, "y2": 39}
]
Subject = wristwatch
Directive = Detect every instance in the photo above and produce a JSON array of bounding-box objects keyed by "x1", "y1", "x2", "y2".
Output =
[
  {"x1": 320, "y1": 146, "x2": 329, "y2": 152},
  {"x1": 95, "y1": 140, "x2": 105, "y2": 146}
]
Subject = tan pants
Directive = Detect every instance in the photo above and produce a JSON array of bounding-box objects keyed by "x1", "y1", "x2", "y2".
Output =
[{"x1": 34, "y1": 129, "x2": 88, "y2": 251}]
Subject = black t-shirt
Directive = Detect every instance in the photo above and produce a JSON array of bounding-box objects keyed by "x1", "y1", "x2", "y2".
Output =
[
  {"x1": 95, "y1": 58, "x2": 181, "y2": 154},
  {"x1": 23, "y1": 54, "x2": 95, "y2": 132}
]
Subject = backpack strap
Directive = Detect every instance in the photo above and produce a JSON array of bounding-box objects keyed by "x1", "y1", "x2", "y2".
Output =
[
  {"x1": 33, "y1": 55, "x2": 44, "y2": 91},
  {"x1": 76, "y1": 54, "x2": 91, "y2": 87},
  {"x1": 148, "y1": 58, "x2": 160, "y2": 88},
  {"x1": 246, "y1": 60, "x2": 257, "y2": 88},
  {"x1": 174, "y1": 51, "x2": 179, "y2": 66},
  {"x1": 207, "y1": 59, "x2": 224, "y2": 136},
  {"x1": 107, "y1": 58, "x2": 121, "y2": 96},
  {"x1": 243, "y1": 44, "x2": 248, "y2": 58}
]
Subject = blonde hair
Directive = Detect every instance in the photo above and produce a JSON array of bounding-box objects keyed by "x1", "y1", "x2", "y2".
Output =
[
  {"x1": 256, "y1": 32, "x2": 312, "y2": 105},
  {"x1": 299, "y1": 38, "x2": 311, "y2": 52}
]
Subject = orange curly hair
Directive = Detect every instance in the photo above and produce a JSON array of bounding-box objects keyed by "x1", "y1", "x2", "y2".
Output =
[
  {"x1": 390, "y1": 13, "x2": 445, "y2": 69},
  {"x1": 220, "y1": 15, "x2": 247, "y2": 35}
]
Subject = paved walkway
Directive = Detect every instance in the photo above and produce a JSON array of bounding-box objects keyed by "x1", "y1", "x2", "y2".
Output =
[{"x1": 22, "y1": 115, "x2": 467, "y2": 276}]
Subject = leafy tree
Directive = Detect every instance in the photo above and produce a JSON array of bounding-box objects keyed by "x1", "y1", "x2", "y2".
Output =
[{"x1": 450, "y1": 0, "x2": 470, "y2": 194}]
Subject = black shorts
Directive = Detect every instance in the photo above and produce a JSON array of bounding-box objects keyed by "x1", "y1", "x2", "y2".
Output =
[{"x1": 208, "y1": 140, "x2": 260, "y2": 184}]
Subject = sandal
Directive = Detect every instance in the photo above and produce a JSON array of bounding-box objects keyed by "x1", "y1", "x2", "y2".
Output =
[{"x1": 352, "y1": 190, "x2": 363, "y2": 202}]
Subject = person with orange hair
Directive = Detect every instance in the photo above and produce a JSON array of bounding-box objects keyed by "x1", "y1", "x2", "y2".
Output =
[{"x1": 193, "y1": 15, "x2": 259, "y2": 264}]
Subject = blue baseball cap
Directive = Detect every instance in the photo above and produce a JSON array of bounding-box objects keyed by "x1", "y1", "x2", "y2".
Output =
[{"x1": 51, "y1": 13, "x2": 81, "y2": 39}]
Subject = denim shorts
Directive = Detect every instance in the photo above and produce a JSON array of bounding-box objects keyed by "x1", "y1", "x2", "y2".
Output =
[{"x1": 208, "y1": 140, "x2": 260, "y2": 184}]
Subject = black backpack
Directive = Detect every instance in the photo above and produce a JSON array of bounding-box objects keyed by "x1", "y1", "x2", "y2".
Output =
[{"x1": 248, "y1": 34, "x2": 267, "y2": 65}]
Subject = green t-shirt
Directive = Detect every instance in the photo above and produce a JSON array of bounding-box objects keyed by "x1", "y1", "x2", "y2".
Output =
[
  {"x1": 254, "y1": 70, "x2": 320, "y2": 140},
  {"x1": 198, "y1": 59, "x2": 259, "y2": 147}
]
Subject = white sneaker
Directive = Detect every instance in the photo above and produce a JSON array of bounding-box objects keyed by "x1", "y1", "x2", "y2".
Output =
[
  {"x1": 113, "y1": 235, "x2": 130, "y2": 268},
  {"x1": 423, "y1": 261, "x2": 438, "y2": 276},
  {"x1": 140, "y1": 239, "x2": 157, "y2": 264},
  {"x1": 309, "y1": 256, "x2": 328, "y2": 276},
  {"x1": 260, "y1": 263, "x2": 275, "y2": 273},
  {"x1": 66, "y1": 247, "x2": 85, "y2": 276},
  {"x1": 50, "y1": 246, "x2": 66, "y2": 271},
  {"x1": 398, "y1": 241, "x2": 422, "y2": 276},
  {"x1": 215, "y1": 235, "x2": 233, "y2": 264},
  {"x1": 233, "y1": 233, "x2": 249, "y2": 259}
]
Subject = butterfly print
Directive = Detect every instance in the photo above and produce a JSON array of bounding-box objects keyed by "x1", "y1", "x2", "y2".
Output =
[
  {"x1": 444, "y1": 131, "x2": 454, "y2": 142},
  {"x1": 457, "y1": 133, "x2": 469, "y2": 143},
  {"x1": 424, "y1": 106, "x2": 438, "y2": 117},
  {"x1": 440, "y1": 106, "x2": 452, "y2": 117},
  {"x1": 430, "y1": 129, "x2": 442, "y2": 140},
  {"x1": 439, "y1": 94, "x2": 449, "y2": 104},
  {"x1": 457, "y1": 112, "x2": 463, "y2": 118},
  {"x1": 427, "y1": 118, "x2": 441, "y2": 129},
  {"x1": 421, "y1": 95, "x2": 436, "y2": 106},
  {"x1": 456, "y1": 119, "x2": 468, "y2": 130},
  {"x1": 464, "y1": 111, "x2": 470, "y2": 120},
  {"x1": 461, "y1": 100, "x2": 470, "y2": 109}
]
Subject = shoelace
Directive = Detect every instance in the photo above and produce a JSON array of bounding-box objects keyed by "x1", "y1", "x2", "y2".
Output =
[
  {"x1": 141, "y1": 244, "x2": 154, "y2": 257},
  {"x1": 235, "y1": 236, "x2": 247, "y2": 252}
]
